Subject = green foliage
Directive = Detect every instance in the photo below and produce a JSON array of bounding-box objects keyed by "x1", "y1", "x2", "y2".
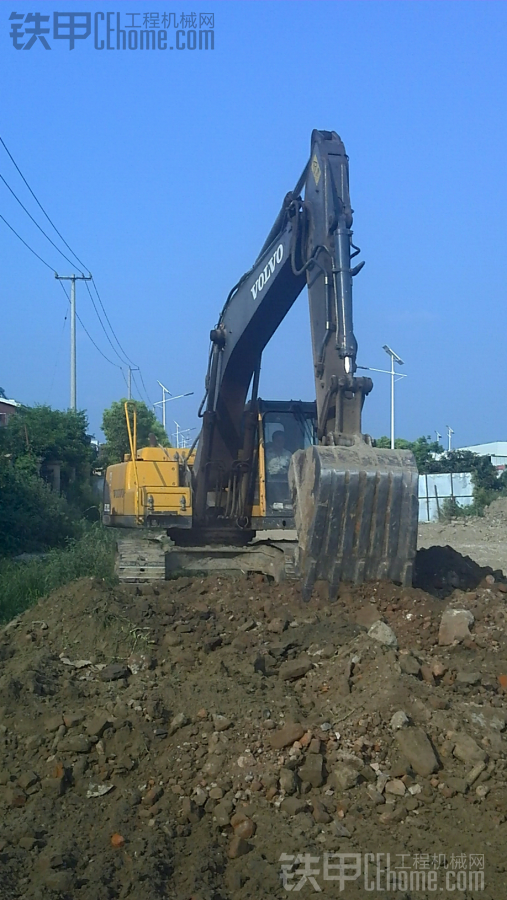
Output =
[
  {"x1": 0, "y1": 404, "x2": 94, "y2": 507},
  {"x1": 100, "y1": 399, "x2": 169, "y2": 467},
  {"x1": 374, "y1": 435, "x2": 444, "y2": 471},
  {"x1": 0, "y1": 457, "x2": 80, "y2": 556},
  {"x1": 375, "y1": 434, "x2": 507, "y2": 515},
  {"x1": 0, "y1": 526, "x2": 116, "y2": 623}
]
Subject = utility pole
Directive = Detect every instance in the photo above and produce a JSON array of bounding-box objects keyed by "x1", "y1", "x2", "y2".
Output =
[
  {"x1": 55, "y1": 273, "x2": 92, "y2": 410},
  {"x1": 446, "y1": 425, "x2": 454, "y2": 452}
]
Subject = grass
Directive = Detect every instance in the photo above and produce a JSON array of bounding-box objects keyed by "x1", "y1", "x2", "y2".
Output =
[{"x1": 0, "y1": 525, "x2": 117, "y2": 624}]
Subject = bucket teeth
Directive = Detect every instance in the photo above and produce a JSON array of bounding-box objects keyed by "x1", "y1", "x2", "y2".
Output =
[{"x1": 289, "y1": 443, "x2": 419, "y2": 601}]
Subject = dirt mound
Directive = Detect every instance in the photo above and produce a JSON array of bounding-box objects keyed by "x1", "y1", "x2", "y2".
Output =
[
  {"x1": 1, "y1": 572, "x2": 507, "y2": 898},
  {"x1": 485, "y1": 496, "x2": 507, "y2": 522},
  {"x1": 414, "y1": 545, "x2": 497, "y2": 597}
]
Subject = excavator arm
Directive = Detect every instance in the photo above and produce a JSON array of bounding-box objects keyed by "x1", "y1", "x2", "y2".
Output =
[{"x1": 193, "y1": 130, "x2": 418, "y2": 595}]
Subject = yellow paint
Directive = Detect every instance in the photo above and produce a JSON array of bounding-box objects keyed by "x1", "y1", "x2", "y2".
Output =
[{"x1": 311, "y1": 154, "x2": 321, "y2": 186}]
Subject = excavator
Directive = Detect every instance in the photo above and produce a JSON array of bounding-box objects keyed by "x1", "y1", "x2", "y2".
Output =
[{"x1": 103, "y1": 130, "x2": 419, "y2": 599}]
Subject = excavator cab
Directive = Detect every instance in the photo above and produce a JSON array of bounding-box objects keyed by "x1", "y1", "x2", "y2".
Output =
[{"x1": 251, "y1": 400, "x2": 317, "y2": 529}]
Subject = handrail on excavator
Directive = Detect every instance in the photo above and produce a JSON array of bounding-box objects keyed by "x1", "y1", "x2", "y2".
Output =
[{"x1": 124, "y1": 401, "x2": 142, "y2": 524}]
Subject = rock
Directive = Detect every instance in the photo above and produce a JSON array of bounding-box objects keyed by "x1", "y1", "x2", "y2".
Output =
[
  {"x1": 355, "y1": 607, "x2": 383, "y2": 629},
  {"x1": 298, "y1": 754, "x2": 324, "y2": 788},
  {"x1": 203, "y1": 755, "x2": 224, "y2": 777},
  {"x1": 432, "y1": 661, "x2": 448, "y2": 678},
  {"x1": 366, "y1": 786, "x2": 385, "y2": 805},
  {"x1": 18, "y1": 771, "x2": 39, "y2": 790},
  {"x1": 469, "y1": 708, "x2": 506, "y2": 732},
  {"x1": 213, "y1": 800, "x2": 234, "y2": 826},
  {"x1": 100, "y1": 663, "x2": 129, "y2": 682},
  {"x1": 311, "y1": 799, "x2": 331, "y2": 824},
  {"x1": 390, "y1": 711, "x2": 410, "y2": 731},
  {"x1": 267, "y1": 618, "x2": 289, "y2": 634},
  {"x1": 45, "y1": 715, "x2": 64, "y2": 733},
  {"x1": 452, "y1": 733, "x2": 488, "y2": 765},
  {"x1": 86, "y1": 714, "x2": 112, "y2": 738},
  {"x1": 445, "y1": 776, "x2": 468, "y2": 794},
  {"x1": 279, "y1": 768, "x2": 297, "y2": 795},
  {"x1": 279, "y1": 656, "x2": 312, "y2": 681},
  {"x1": 456, "y1": 671, "x2": 481, "y2": 686},
  {"x1": 328, "y1": 764, "x2": 360, "y2": 792},
  {"x1": 227, "y1": 836, "x2": 252, "y2": 858},
  {"x1": 233, "y1": 817, "x2": 256, "y2": 839},
  {"x1": 169, "y1": 712, "x2": 189, "y2": 735},
  {"x1": 63, "y1": 713, "x2": 85, "y2": 728},
  {"x1": 181, "y1": 797, "x2": 203, "y2": 824},
  {"x1": 400, "y1": 655, "x2": 421, "y2": 677},
  {"x1": 142, "y1": 786, "x2": 163, "y2": 806},
  {"x1": 385, "y1": 779, "x2": 406, "y2": 796},
  {"x1": 213, "y1": 714, "x2": 232, "y2": 732},
  {"x1": 270, "y1": 722, "x2": 305, "y2": 749},
  {"x1": 476, "y1": 784, "x2": 490, "y2": 799},
  {"x1": 368, "y1": 621, "x2": 398, "y2": 648},
  {"x1": 395, "y1": 727, "x2": 439, "y2": 776},
  {"x1": 438, "y1": 609, "x2": 474, "y2": 645},
  {"x1": 281, "y1": 796, "x2": 306, "y2": 816},
  {"x1": 420, "y1": 666, "x2": 435, "y2": 685},
  {"x1": 331, "y1": 820, "x2": 352, "y2": 838},
  {"x1": 60, "y1": 735, "x2": 91, "y2": 753}
]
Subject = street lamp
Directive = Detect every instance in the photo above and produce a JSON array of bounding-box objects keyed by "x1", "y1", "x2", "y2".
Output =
[
  {"x1": 154, "y1": 381, "x2": 194, "y2": 431},
  {"x1": 382, "y1": 345, "x2": 404, "y2": 450}
]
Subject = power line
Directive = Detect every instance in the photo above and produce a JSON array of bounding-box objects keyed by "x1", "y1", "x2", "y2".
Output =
[
  {"x1": 1, "y1": 136, "x2": 138, "y2": 370},
  {"x1": 57, "y1": 281, "x2": 123, "y2": 370},
  {"x1": 0, "y1": 212, "x2": 55, "y2": 271},
  {"x1": 138, "y1": 369, "x2": 154, "y2": 408},
  {"x1": 0, "y1": 171, "x2": 86, "y2": 274},
  {"x1": 1, "y1": 143, "x2": 150, "y2": 397},
  {"x1": 0, "y1": 134, "x2": 89, "y2": 272},
  {"x1": 83, "y1": 279, "x2": 133, "y2": 367},
  {"x1": 90, "y1": 277, "x2": 138, "y2": 368}
]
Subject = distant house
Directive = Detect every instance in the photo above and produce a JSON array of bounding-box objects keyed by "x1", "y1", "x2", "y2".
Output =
[{"x1": 0, "y1": 398, "x2": 18, "y2": 427}]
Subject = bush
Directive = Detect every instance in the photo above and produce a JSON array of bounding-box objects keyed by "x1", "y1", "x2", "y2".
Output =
[
  {"x1": 0, "y1": 459, "x2": 83, "y2": 557},
  {"x1": 0, "y1": 525, "x2": 116, "y2": 623}
]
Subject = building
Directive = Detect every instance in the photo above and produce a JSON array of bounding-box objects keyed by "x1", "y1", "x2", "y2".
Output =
[
  {"x1": 0, "y1": 398, "x2": 18, "y2": 426},
  {"x1": 457, "y1": 442, "x2": 507, "y2": 472}
]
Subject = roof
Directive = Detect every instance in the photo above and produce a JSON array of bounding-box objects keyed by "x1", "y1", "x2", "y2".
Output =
[
  {"x1": 0, "y1": 398, "x2": 19, "y2": 409},
  {"x1": 457, "y1": 441, "x2": 507, "y2": 457}
]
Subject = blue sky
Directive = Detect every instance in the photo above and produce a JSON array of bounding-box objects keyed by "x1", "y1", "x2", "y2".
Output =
[{"x1": 1, "y1": 1, "x2": 506, "y2": 448}]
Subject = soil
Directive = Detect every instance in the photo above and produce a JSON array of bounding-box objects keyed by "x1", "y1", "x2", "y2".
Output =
[{"x1": 1, "y1": 514, "x2": 507, "y2": 899}]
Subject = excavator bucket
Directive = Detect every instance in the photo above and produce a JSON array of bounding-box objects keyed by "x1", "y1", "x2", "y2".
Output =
[{"x1": 289, "y1": 442, "x2": 419, "y2": 600}]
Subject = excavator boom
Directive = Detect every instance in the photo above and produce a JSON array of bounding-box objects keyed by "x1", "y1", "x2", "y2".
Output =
[{"x1": 193, "y1": 129, "x2": 418, "y2": 597}]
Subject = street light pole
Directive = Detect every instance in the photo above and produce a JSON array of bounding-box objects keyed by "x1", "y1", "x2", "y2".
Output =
[
  {"x1": 446, "y1": 425, "x2": 454, "y2": 452},
  {"x1": 154, "y1": 382, "x2": 194, "y2": 433},
  {"x1": 382, "y1": 345, "x2": 404, "y2": 450}
]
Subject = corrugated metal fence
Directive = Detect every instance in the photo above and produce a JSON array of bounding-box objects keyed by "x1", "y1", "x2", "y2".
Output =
[{"x1": 418, "y1": 472, "x2": 474, "y2": 522}]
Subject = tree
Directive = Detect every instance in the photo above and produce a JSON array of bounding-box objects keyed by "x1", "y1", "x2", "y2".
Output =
[
  {"x1": 0, "y1": 405, "x2": 94, "y2": 496},
  {"x1": 374, "y1": 435, "x2": 444, "y2": 472},
  {"x1": 101, "y1": 399, "x2": 169, "y2": 466}
]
